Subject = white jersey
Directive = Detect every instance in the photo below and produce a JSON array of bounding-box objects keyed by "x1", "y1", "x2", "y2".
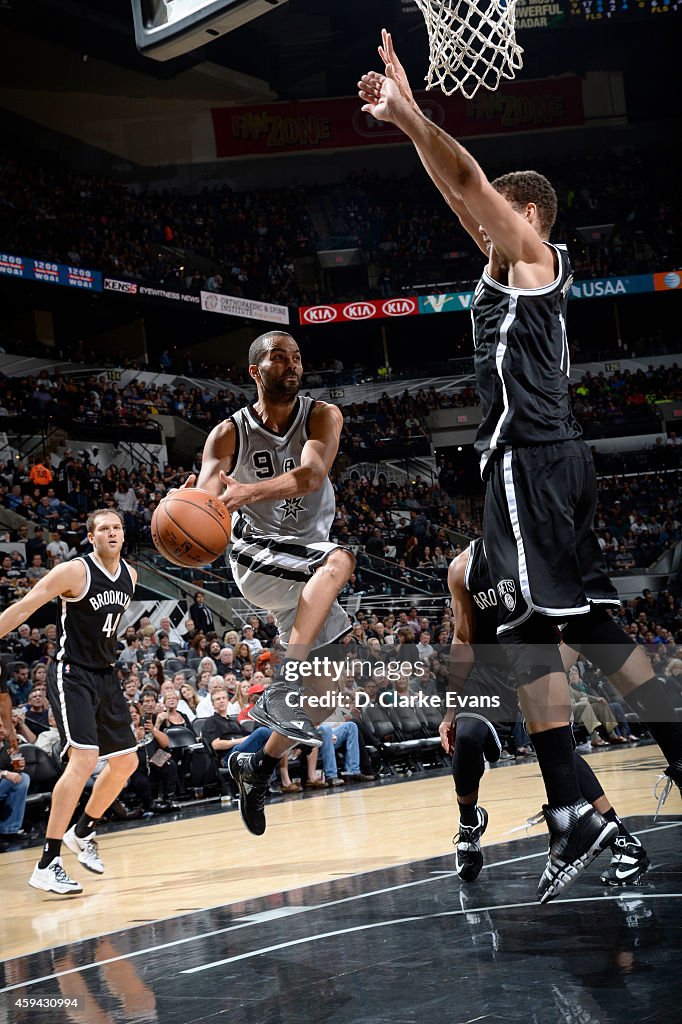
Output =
[
  {"x1": 227, "y1": 396, "x2": 349, "y2": 648},
  {"x1": 229, "y1": 396, "x2": 335, "y2": 545}
]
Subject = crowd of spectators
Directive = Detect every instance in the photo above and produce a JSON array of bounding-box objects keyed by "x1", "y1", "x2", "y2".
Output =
[
  {"x1": 331, "y1": 148, "x2": 681, "y2": 294},
  {"x1": 572, "y1": 364, "x2": 682, "y2": 440},
  {"x1": 0, "y1": 154, "x2": 315, "y2": 306},
  {"x1": 1, "y1": 146, "x2": 679, "y2": 307}
]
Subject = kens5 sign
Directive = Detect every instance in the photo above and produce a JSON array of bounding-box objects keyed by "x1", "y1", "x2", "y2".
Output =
[{"x1": 299, "y1": 297, "x2": 418, "y2": 326}]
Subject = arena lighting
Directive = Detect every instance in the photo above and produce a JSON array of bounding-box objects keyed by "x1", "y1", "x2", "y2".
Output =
[{"x1": 131, "y1": 0, "x2": 289, "y2": 60}]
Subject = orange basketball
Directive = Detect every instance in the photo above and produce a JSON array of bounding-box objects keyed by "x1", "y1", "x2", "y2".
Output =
[{"x1": 151, "y1": 489, "x2": 231, "y2": 567}]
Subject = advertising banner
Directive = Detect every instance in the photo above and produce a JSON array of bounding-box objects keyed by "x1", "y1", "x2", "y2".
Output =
[
  {"x1": 212, "y1": 77, "x2": 584, "y2": 158},
  {"x1": 568, "y1": 274, "x2": 654, "y2": 299},
  {"x1": 200, "y1": 291, "x2": 289, "y2": 325},
  {"x1": 653, "y1": 270, "x2": 682, "y2": 292},
  {"x1": 0, "y1": 253, "x2": 102, "y2": 291},
  {"x1": 299, "y1": 297, "x2": 419, "y2": 326}
]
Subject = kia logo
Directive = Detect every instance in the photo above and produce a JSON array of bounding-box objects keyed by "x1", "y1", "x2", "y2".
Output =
[
  {"x1": 302, "y1": 305, "x2": 337, "y2": 323},
  {"x1": 381, "y1": 298, "x2": 416, "y2": 316},
  {"x1": 343, "y1": 302, "x2": 376, "y2": 320}
]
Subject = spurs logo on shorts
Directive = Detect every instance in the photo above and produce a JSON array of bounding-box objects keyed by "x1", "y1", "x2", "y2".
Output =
[{"x1": 497, "y1": 579, "x2": 517, "y2": 612}]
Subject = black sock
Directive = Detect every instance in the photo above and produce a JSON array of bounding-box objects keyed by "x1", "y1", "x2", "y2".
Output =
[
  {"x1": 603, "y1": 808, "x2": 636, "y2": 844},
  {"x1": 532, "y1": 726, "x2": 582, "y2": 807},
  {"x1": 75, "y1": 813, "x2": 100, "y2": 839},
  {"x1": 458, "y1": 801, "x2": 478, "y2": 827},
  {"x1": 624, "y1": 677, "x2": 682, "y2": 764},
  {"x1": 253, "y1": 749, "x2": 281, "y2": 776},
  {"x1": 38, "y1": 838, "x2": 62, "y2": 868}
]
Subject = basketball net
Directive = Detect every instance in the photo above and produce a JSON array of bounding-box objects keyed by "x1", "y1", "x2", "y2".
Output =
[{"x1": 415, "y1": 0, "x2": 524, "y2": 99}]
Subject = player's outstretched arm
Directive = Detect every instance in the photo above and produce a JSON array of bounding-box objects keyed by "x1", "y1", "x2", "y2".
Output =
[
  {"x1": 218, "y1": 402, "x2": 342, "y2": 512},
  {"x1": 0, "y1": 560, "x2": 87, "y2": 639},
  {"x1": 359, "y1": 57, "x2": 551, "y2": 275},
  {"x1": 359, "y1": 30, "x2": 487, "y2": 254}
]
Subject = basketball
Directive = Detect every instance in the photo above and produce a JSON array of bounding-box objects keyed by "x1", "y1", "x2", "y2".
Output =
[{"x1": 151, "y1": 489, "x2": 231, "y2": 567}]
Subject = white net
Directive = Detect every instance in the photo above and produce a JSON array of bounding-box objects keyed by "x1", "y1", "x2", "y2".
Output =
[{"x1": 415, "y1": 0, "x2": 524, "y2": 99}]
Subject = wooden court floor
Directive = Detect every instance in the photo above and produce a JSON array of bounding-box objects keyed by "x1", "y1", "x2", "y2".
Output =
[{"x1": 0, "y1": 744, "x2": 673, "y2": 964}]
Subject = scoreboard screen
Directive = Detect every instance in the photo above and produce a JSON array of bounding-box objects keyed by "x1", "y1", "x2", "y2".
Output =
[{"x1": 569, "y1": 0, "x2": 681, "y2": 20}]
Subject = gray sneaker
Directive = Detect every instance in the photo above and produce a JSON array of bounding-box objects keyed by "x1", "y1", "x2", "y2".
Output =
[
  {"x1": 29, "y1": 857, "x2": 83, "y2": 895},
  {"x1": 64, "y1": 826, "x2": 104, "y2": 874}
]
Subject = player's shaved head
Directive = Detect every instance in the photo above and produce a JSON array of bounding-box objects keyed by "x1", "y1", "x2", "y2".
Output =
[{"x1": 248, "y1": 331, "x2": 298, "y2": 366}]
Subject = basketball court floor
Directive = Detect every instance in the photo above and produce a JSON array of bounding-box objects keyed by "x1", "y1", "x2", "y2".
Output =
[{"x1": 1, "y1": 745, "x2": 680, "y2": 1024}]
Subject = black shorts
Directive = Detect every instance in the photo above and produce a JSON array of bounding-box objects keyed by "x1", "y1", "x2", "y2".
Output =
[
  {"x1": 47, "y1": 661, "x2": 137, "y2": 759},
  {"x1": 483, "y1": 440, "x2": 618, "y2": 634}
]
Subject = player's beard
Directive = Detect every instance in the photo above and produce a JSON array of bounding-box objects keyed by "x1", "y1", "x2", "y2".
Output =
[{"x1": 259, "y1": 367, "x2": 301, "y2": 404}]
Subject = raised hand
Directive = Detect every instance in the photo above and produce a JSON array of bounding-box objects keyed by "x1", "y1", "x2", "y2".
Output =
[
  {"x1": 378, "y1": 28, "x2": 418, "y2": 110},
  {"x1": 357, "y1": 69, "x2": 404, "y2": 124}
]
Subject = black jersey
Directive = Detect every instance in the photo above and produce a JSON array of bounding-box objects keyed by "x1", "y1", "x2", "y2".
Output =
[
  {"x1": 56, "y1": 553, "x2": 135, "y2": 669},
  {"x1": 472, "y1": 242, "x2": 581, "y2": 474}
]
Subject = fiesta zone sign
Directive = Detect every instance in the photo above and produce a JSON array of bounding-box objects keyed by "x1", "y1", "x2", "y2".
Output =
[{"x1": 299, "y1": 297, "x2": 418, "y2": 325}]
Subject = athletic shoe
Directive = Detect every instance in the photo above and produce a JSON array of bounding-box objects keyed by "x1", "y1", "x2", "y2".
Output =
[
  {"x1": 29, "y1": 857, "x2": 83, "y2": 895},
  {"x1": 229, "y1": 751, "x2": 270, "y2": 836},
  {"x1": 537, "y1": 800, "x2": 618, "y2": 904},
  {"x1": 249, "y1": 681, "x2": 322, "y2": 746},
  {"x1": 63, "y1": 826, "x2": 104, "y2": 875},
  {"x1": 654, "y1": 760, "x2": 682, "y2": 819},
  {"x1": 600, "y1": 835, "x2": 650, "y2": 887},
  {"x1": 327, "y1": 777, "x2": 345, "y2": 787},
  {"x1": 454, "y1": 806, "x2": 488, "y2": 882}
]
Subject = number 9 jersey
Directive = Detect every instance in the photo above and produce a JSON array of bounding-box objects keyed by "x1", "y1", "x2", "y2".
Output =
[
  {"x1": 228, "y1": 396, "x2": 336, "y2": 546},
  {"x1": 56, "y1": 553, "x2": 135, "y2": 669}
]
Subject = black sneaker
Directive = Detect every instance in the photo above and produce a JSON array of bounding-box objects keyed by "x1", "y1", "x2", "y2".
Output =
[
  {"x1": 600, "y1": 835, "x2": 650, "y2": 887},
  {"x1": 249, "y1": 681, "x2": 322, "y2": 746},
  {"x1": 229, "y1": 751, "x2": 270, "y2": 836},
  {"x1": 454, "y1": 806, "x2": 488, "y2": 882},
  {"x1": 537, "y1": 800, "x2": 618, "y2": 904}
]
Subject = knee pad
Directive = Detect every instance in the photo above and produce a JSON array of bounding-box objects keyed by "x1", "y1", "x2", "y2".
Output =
[
  {"x1": 562, "y1": 606, "x2": 636, "y2": 676},
  {"x1": 497, "y1": 615, "x2": 564, "y2": 687}
]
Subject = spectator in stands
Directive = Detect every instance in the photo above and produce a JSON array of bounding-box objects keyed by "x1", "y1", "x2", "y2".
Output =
[
  {"x1": 568, "y1": 666, "x2": 626, "y2": 747},
  {"x1": 46, "y1": 528, "x2": 72, "y2": 566},
  {"x1": 26, "y1": 554, "x2": 49, "y2": 585},
  {"x1": 214, "y1": 647, "x2": 236, "y2": 677},
  {"x1": 34, "y1": 707, "x2": 60, "y2": 754},
  {"x1": 240, "y1": 625, "x2": 263, "y2": 657},
  {"x1": 189, "y1": 592, "x2": 213, "y2": 634},
  {"x1": 201, "y1": 688, "x2": 272, "y2": 767},
  {"x1": 7, "y1": 663, "x2": 30, "y2": 707},
  {"x1": 179, "y1": 682, "x2": 201, "y2": 716},
  {"x1": 0, "y1": 721, "x2": 29, "y2": 841}
]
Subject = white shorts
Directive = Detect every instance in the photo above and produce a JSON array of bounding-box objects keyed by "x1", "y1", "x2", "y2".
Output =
[{"x1": 229, "y1": 535, "x2": 351, "y2": 648}]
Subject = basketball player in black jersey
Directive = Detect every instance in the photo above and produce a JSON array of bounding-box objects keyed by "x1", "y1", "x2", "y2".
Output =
[
  {"x1": 442, "y1": 540, "x2": 649, "y2": 887},
  {"x1": 178, "y1": 331, "x2": 355, "y2": 835},
  {"x1": 359, "y1": 33, "x2": 681, "y2": 901},
  {"x1": 0, "y1": 509, "x2": 138, "y2": 894}
]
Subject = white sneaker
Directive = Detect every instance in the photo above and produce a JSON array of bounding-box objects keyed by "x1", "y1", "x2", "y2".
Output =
[
  {"x1": 29, "y1": 857, "x2": 83, "y2": 895},
  {"x1": 64, "y1": 826, "x2": 104, "y2": 874}
]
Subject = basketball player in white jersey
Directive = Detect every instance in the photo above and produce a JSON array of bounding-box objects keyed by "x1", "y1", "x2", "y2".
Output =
[
  {"x1": 359, "y1": 33, "x2": 682, "y2": 901},
  {"x1": 0, "y1": 509, "x2": 138, "y2": 894},
  {"x1": 185, "y1": 331, "x2": 355, "y2": 835}
]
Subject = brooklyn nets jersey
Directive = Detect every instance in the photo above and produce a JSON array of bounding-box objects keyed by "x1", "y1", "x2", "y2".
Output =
[
  {"x1": 472, "y1": 242, "x2": 581, "y2": 474},
  {"x1": 56, "y1": 553, "x2": 135, "y2": 669},
  {"x1": 229, "y1": 396, "x2": 336, "y2": 544}
]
